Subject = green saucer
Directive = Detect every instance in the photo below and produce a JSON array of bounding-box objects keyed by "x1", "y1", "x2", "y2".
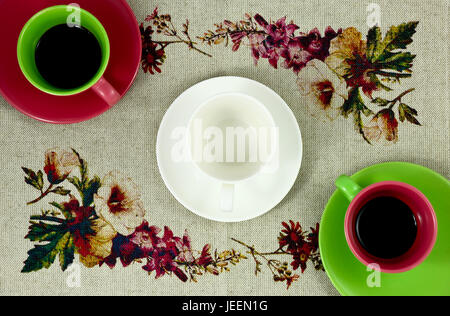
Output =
[{"x1": 319, "y1": 162, "x2": 450, "y2": 296}]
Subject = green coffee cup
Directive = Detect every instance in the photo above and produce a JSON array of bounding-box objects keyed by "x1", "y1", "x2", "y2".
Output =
[{"x1": 17, "y1": 5, "x2": 111, "y2": 96}]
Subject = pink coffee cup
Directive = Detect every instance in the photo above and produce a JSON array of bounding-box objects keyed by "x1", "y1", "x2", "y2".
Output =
[{"x1": 336, "y1": 175, "x2": 438, "y2": 273}]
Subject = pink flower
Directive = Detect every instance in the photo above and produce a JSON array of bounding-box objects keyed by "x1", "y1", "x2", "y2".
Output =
[
  {"x1": 130, "y1": 221, "x2": 161, "y2": 253},
  {"x1": 281, "y1": 27, "x2": 341, "y2": 74},
  {"x1": 281, "y1": 39, "x2": 313, "y2": 73},
  {"x1": 175, "y1": 231, "x2": 195, "y2": 263},
  {"x1": 248, "y1": 33, "x2": 267, "y2": 65},
  {"x1": 253, "y1": 14, "x2": 299, "y2": 68}
]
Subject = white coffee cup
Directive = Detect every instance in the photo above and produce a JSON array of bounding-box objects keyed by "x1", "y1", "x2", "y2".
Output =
[{"x1": 187, "y1": 92, "x2": 279, "y2": 212}]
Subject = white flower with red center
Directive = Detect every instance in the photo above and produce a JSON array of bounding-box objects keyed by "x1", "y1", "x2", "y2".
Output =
[
  {"x1": 297, "y1": 60, "x2": 348, "y2": 120},
  {"x1": 94, "y1": 171, "x2": 146, "y2": 236}
]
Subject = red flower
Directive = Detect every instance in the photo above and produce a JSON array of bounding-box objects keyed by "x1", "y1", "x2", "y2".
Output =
[
  {"x1": 143, "y1": 249, "x2": 188, "y2": 282},
  {"x1": 102, "y1": 221, "x2": 158, "y2": 268},
  {"x1": 345, "y1": 55, "x2": 379, "y2": 98},
  {"x1": 298, "y1": 27, "x2": 341, "y2": 61},
  {"x1": 285, "y1": 274, "x2": 300, "y2": 290},
  {"x1": 64, "y1": 197, "x2": 96, "y2": 257},
  {"x1": 140, "y1": 23, "x2": 166, "y2": 74},
  {"x1": 308, "y1": 223, "x2": 320, "y2": 252},
  {"x1": 145, "y1": 7, "x2": 159, "y2": 22},
  {"x1": 279, "y1": 220, "x2": 305, "y2": 253},
  {"x1": 291, "y1": 243, "x2": 312, "y2": 273}
]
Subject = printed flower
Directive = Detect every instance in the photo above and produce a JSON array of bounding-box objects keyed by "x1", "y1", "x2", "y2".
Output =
[
  {"x1": 196, "y1": 244, "x2": 215, "y2": 268},
  {"x1": 297, "y1": 27, "x2": 342, "y2": 61},
  {"x1": 94, "y1": 171, "x2": 146, "y2": 236},
  {"x1": 363, "y1": 109, "x2": 399, "y2": 143},
  {"x1": 140, "y1": 23, "x2": 166, "y2": 74},
  {"x1": 297, "y1": 60, "x2": 348, "y2": 120},
  {"x1": 279, "y1": 220, "x2": 305, "y2": 253},
  {"x1": 284, "y1": 274, "x2": 300, "y2": 290},
  {"x1": 253, "y1": 15, "x2": 299, "y2": 68},
  {"x1": 79, "y1": 219, "x2": 117, "y2": 268},
  {"x1": 44, "y1": 148, "x2": 80, "y2": 184},
  {"x1": 325, "y1": 27, "x2": 378, "y2": 97},
  {"x1": 282, "y1": 27, "x2": 341, "y2": 74},
  {"x1": 103, "y1": 234, "x2": 146, "y2": 268},
  {"x1": 281, "y1": 40, "x2": 313, "y2": 74},
  {"x1": 64, "y1": 197, "x2": 96, "y2": 257},
  {"x1": 130, "y1": 221, "x2": 161, "y2": 253},
  {"x1": 63, "y1": 196, "x2": 116, "y2": 267},
  {"x1": 248, "y1": 33, "x2": 268, "y2": 64},
  {"x1": 175, "y1": 231, "x2": 195, "y2": 263},
  {"x1": 141, "y1": 226, "x2": 189, "y2": 282},
  {"x1": 308, "y1": 223, "x2": 320, "y2": 253},
  {"x1": 143, "y1": 250, "x2": 188, "y2": 282},
  {"x1": 254, "y1": 15, "x2": 298, "y2": 48},
  {"x1": 291, "y1": 243, "x2": 312, "y2": 273}
]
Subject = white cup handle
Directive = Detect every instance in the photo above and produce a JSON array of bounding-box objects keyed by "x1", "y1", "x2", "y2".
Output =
[{"x1": 221, "y1": 183, "x2": 234, "y2": 212}]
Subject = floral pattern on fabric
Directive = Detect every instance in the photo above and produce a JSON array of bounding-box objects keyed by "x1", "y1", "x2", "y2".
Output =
[
  {"x1": 141, "y1": 8, "x2": 421, "y2": 144},
  {"x1": 22, "y1": 149, "x2": 322, "y2": 289}
]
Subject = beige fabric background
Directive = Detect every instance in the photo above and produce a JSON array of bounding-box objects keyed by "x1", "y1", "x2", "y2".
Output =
[{"x1": 0, "y1": 0, "x2": 448, "y2": 296}]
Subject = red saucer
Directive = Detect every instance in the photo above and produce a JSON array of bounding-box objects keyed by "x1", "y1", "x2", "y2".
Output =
[{"x1": 0, "y1": 0, "x2": 141, "y2": 124}]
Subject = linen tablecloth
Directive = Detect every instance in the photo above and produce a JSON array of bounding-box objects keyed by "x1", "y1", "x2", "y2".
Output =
[{"x1": 0, "y1": 0, "x2": 448, "y2": 296}]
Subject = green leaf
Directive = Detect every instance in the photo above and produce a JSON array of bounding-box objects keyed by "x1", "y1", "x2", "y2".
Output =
[
  {"x1": 366, "y1": 26, "x2": 382, "y2": 62},
  {"x1": 59, "y1": 234, "x2": 75, "y2": 271},
  {"x1": 22, "y1": 167, "x2": 44, "y2": 191},
  {"x1": 342, "y1": 88, "x2": 373, "y2": 117},
  {"x1": 50, "y1": 202, "x2": 72, "y2": 220},
  {"x1": 51, "y1": 187, "x2": 71, "y2": 196},
  {"x1": 82, "y1": 176, "x2": 101, "y2": 206},
  {"x1": 72, "y1": 149, "x2": 88, "y2": 185},
  {"x1": 399, "y1": 104, "x2": 406, "y2": 122},
  {"x1": 353, "y1": 110, "x2": 372, "y2": 145},
  {"x1": 404, "y1": 113, "x2": 422, "y2": 126},
  {"x1": 22, "y1": 231, "x2": 71, "y2": 273},
  {"x1": 399, "y1": 103, "x2": 421, "y2": 125},
  {"x1": 372, "y1": 97, "x2": 390, "y2": 107},
  {"x1": 25, "y1": 222, "x2": 67, "y2": 242},
  {"x1": 371, "y1": 22, "x2": 419, "y2": 62},
  {"x1": 402, "y1": 103, "x2": 418, "y2": 116},
  {"x1": 69, "y1": 149, "x2": 101, "y2": 206},
  {"x1": 37, "y1": 171, "x2": 44, "y2": 191},
  {"x1": 369, "y1": 73, "x2": 393, "y2": 91},
  {"x1": 378, "y1": 52, "x2": 416, "y2": 71}
]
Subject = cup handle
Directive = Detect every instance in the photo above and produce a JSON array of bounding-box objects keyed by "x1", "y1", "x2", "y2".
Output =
[
  {"x1": 91, "y1": 77, "x2": 121, "y2": 107},
  {"x1": 221, "y1": 183, "x2": 234, "y2": 212},
  {"x1": 336, "y1": 175, "x2": 362, "y2": 201}
]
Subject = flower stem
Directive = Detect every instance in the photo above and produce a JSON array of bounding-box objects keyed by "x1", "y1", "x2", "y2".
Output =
[
  {"x1": 389, "y1": 88, "x2": 415, "y2": 109},
  {"x1": 26, "y1": 184, "x2": 54, "y2": 205}
]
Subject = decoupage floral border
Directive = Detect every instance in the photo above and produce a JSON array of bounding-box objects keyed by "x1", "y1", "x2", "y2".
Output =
[
  {"x1": 141, "y1": 8, "x2": 421, "y2": 144},
  {"x1": 22, "y1": 148, "x2": 322, "y2": 289}
]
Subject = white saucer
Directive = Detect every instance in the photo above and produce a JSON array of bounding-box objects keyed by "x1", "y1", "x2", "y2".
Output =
[{"x1": 156, "y1": 77, "x2": 303, "y2": 222}]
